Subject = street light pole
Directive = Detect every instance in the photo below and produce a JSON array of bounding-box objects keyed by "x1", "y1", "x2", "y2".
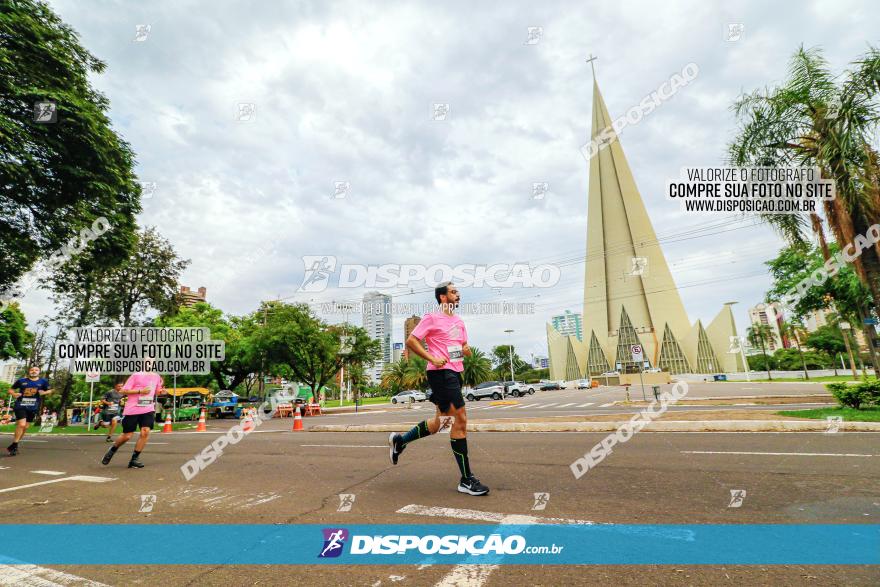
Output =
[{"x1": 504, "y1": 329, "x2": 515, "y2": 383}]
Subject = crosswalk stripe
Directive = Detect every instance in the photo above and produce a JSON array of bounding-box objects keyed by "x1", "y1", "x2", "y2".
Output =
[
  {"x1": 516, "y1": 403, "x2": 538, "y2": 409},
  {"x1": 556, "y1": 403, "x2": 576, "y2": 408},
  {"x1": 577, "y1": 402, "x2": 594, "y2": 407}
]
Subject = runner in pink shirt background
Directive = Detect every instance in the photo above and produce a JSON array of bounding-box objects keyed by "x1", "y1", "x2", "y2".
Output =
[{"x1": 102, "y1": 360, "x2": 166, "y2": 469}]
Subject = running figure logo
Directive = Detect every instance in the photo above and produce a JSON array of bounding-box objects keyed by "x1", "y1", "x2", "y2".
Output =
[
  {"x1": 319, "y1": 528, "x2": 349, "y2": 558},
  {"x1": 532, "y1": 492, "x2": 550, "y2": 511},
  {"x1": 337, "y1": 494, "x2": 355, "y2": 512},
  {"x1": 825, "y1": 416, "x2": 843, "y2": 434},
  {"x1": 728, "y1": 489, "x2": 746, "y2": 508},
  {"x1": 437, "y1": 416, "x2": 454, "y2": 434},
  {"x1": 299, "y1": 256, "x2": 337, "y2": 292},
  {"x1": 139, "y1": 495, "x2": 157, "y2": 512}
]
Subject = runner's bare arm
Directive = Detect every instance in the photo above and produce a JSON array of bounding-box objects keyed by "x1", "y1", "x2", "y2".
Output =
[
  {"x1": 463, "y1": 343, "x2": 472, "y2": 357},
  {"x1": 38, "y1": 388, "x2": 53, "y2": 395}
]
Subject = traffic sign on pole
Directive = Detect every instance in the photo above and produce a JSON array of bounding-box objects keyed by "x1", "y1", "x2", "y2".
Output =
[{"x1": 630, "y1": 344, "x2": 643, "y2": 362}]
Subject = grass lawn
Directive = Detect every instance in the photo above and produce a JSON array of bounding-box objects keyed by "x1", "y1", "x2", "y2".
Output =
[
  {"x1": 777, "y1": 406, "x2": 880, "y2": 422},
  {"x1": 727, "y1": 375, "x2": 876, "y2": 383},
  {"x1": 0, "y1": 422, "x2": 196, "y2": 434},
  {"x1": 328, "y1": 396, "x2": 391, "y2": 408}
]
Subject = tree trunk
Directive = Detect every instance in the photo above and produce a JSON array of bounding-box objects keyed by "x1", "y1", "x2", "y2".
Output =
[
  {"x1": 792, "y1": 330, "x2": 809, "y2": 380},
  {"x1": 760, "y1": 339, "x2": 772, "y2": 380}
]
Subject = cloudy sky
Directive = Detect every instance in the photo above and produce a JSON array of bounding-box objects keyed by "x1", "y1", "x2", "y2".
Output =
[{"x1": 19, "y1": 0, "x2": 880, "y2": 358}]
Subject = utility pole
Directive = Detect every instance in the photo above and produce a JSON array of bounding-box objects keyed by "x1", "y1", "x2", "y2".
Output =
[{"x1": 504, "y1": 329, "x2": 515, "y2": 383}]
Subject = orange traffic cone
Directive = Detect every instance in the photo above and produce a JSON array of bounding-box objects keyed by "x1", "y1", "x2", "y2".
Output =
[
  {"x1": 196, "y1": 409, "x2": 208, "y2": 432},
  {"x1": 292, "y1": 405, "x2": 304, "y2": 431},
  {"x1": 162, "y1": 413, "x2": 173, "y2": 433}
]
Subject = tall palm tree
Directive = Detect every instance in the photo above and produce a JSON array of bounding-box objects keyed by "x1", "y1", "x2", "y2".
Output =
[
  {"x1": 730, "y1": 46, "x2": 880, "y2": 370},
  {"x1": 380, "y1": 358, "x2": 408, "y2": 394},
  {"x1": 403, "y1": 356, "x2": 428, "y2": 390},
  {"x1": 462, "y1": 346, "x2": 493, "y2": 387},
  {"x1": 747, "y1": 324, "x2": 776, "y2": 380},
  {"x1": 780, "y1": 320, "x2": 810, "y2": 380}
]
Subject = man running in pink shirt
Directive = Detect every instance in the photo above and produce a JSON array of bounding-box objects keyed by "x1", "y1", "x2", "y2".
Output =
[
  {"x1": 392, "y1": 282, "x2": 489, "y2": 496},
  {"x1": 102, "y1": 360, "x2": 166, "y2": 469}
]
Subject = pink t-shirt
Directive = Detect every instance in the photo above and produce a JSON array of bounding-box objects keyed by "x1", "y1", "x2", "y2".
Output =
[
  {"x1": 410, "y1": 312, "x2": 468, "y2": 373},
  {"x1": 122, "y1": 372, "x2": 164, "y2": 416}
]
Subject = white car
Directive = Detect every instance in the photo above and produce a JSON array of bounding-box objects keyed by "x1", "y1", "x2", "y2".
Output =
[
  {"x1": 575, "y1": 379, "x2": 591, "y2": 389},
  {"x1": 391, "y1": 390, "x2": 427, "y2": 404}
]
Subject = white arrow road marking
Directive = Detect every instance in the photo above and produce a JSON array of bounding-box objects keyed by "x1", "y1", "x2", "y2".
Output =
[
  {"x1": 0, "y1": 475, "x2": 115, "y2": 494},
  {"x1": 397, "y1": 505, "x2": 596, "y2": 587},
  {"x1": 0, "y1": 564, "x2": 110, "y2": 586}
]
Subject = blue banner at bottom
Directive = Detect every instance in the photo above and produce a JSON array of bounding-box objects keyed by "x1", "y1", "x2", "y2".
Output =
[{"x1": 0, "y1": 524, "x2": 877, "y2": 565}]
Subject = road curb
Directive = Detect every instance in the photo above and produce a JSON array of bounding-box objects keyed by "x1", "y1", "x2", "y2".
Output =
[{"x1": 309, "y1": 420, "x2": 880, "y2": 433}]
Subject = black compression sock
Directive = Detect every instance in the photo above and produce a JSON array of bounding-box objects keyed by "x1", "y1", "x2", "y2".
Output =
[
  {"x1": 131, "y1": 450, "x2": 141, "y2": 459},
  {"x1": 109, "y1": 445, "x2": 118, "y2": 453},
  {"x1": 450, "y1": 438, "x2": 471, "y2": 479},
  {"x1": 9, "y1": 442, "x2": 18, "y2": 449},
  {"x1": 400, "y1": 421, "x2": 430, "y2": 445}
]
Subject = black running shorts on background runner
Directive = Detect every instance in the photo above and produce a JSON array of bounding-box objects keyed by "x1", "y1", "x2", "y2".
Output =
[
  {"x1": 426, "y1": 369, "x2": 465, "y2": 412},
  {"x1": 13, "y1": 409, "x2": 37, "y2": 422},
  {"x1": 121, "y1": 412, "x2": 155, "y2": 433}
]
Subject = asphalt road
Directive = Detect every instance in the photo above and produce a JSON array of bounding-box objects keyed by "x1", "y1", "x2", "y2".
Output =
[
  {"x1": 318, "y1": 381, "x2": 836, "y2": 426},
  {"x1": 1, "y1": 426, "x2": 877, "y2": 586}
]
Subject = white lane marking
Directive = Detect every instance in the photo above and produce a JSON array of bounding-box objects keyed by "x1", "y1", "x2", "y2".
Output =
[
  {"x1": 515, "y1": 404, "x2": 539, "y2": 409},
  {"x1": 0, "y1": 475, "x2": 115, "y2": 494},
  {"x1": 577, "y1": 403, "x2": 594, "y2": 407},
  {"x1": 435, "y1": 565, "x2": 498, "y2": 587},
  {"x1": 30, "y1": 471, "x2": 65, "y2": 476},
  {"x1": 0, "y1": 564, "x2": 110, "y2": 586},
  {"x1": 404, "y1": 505, "x2": 596, "y2": 587},
  {"x1": 20, "y1": 440, "x2": 48, "y2": 443},
  {"x1": 0, "y1": 466, "x2": 9, "y2": 470},
  {"x1": 556, "y1": 403, "x2": 577, "y2": 408},
  {"x1": 300, "y1": 444, "x2": 386, "y2": 448},
  {"x1": 397, "y1": 504, "x2": 596, "y2": 525},
  {"x1": 600, "y1": 402, "x2": 615, "y2": 407},
  {"x1": 681, "y1": 450, "x2": 874, "y2": 457},
  {"x1": 496, "y1": 405, "x2": 520, "y2": 410}
]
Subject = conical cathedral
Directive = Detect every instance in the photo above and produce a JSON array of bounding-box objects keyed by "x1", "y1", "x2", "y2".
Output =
[{"x1": 547, "y1": 77, "x2": 745, "y2": 379}]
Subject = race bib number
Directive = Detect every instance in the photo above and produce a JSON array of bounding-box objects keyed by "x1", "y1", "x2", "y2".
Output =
[
  {"x1": 106, "y1": 404, "x2": 119, "y2": 413},
  {"x1": 20, "y1": 397, "x2": 37, "y2": 407},
  {"x1": 447, "y1": 344, "x2": 463, "y2": 362},
  {"x1": 137, "y1": 395, "x2": 154, "y2": 407}
]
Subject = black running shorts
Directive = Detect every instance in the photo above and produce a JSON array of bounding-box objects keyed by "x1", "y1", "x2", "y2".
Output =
[
  {"x1": 13, "y1": 409, "x2": 37, "y2": 423},
  {"x1": 121, "y1": 412, "x2": 155, "y2": 433},
  {"x1": 426, "y1": 369, "x2": 465, "y2": 413}
]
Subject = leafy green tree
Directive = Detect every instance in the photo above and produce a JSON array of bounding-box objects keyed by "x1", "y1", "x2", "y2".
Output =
[
  {"x1": 381, "y1": 359, "x2": 408, "y2": 395},
  {"x1": 0, "y1": 0, "x2": 140, "y2": 291},
  {"x1": 764, "y1": 244, "x2": 879, "y2": 372},
  {"x1": 155, "y1": 302, "x2": 262, "y2": 392},
  {"x1": 729, "y1": 46, "x2": 880, "y2": 306},
  {"x1": 490, "y1": 344, "x2": 528, "y2": 379},
  {"x1": 403, "y1": 356, "x2": 428, "y2": 390},
  {"x1": 49, "y1": 227, "x2": 189, "y2": 327},
  {"x1": 0, "y1": 302, "x2": 31, "y2": 360},
  {"x1": 780, "y1": 321, "x2": 810, "y2": 379},
  {"x1": 462, "y1": 346, "x2": 493, "y2": 387},
  {"x1": 729, "y1": 46, "x2": 880, "y2": 370},
  {"x1": 254, "y1": 302, "x2": 381, "y2": 397},
  {"x1": 747, "y1": 324, "x2": 776, "y2": 380}
]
